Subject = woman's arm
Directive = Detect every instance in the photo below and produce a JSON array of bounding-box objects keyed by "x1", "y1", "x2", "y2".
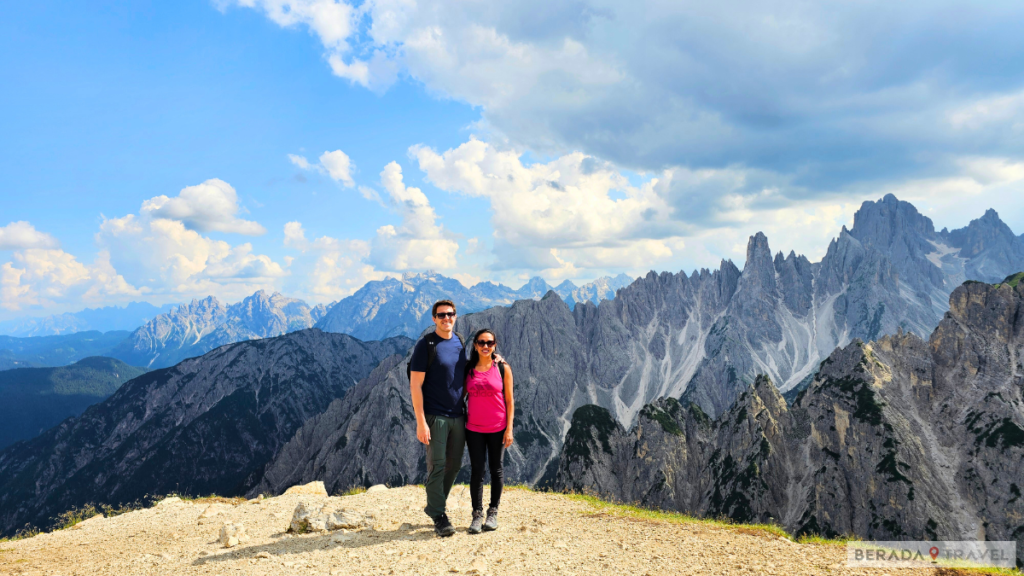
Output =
[{"x1": 503, "y1": 364, "x2": 515, "y2": 448}]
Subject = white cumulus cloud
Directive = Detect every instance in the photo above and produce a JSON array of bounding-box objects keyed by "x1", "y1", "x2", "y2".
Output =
[
  {"x1": 281, "y1": 221, "x2": 390, "y2": 299},
  {"x1": 0, "y1": 221, "x2": 60, "y2": 250},
  {"x1": 289, "y1": 149, "x2": 363, "y2": 191},
  {"x1": 369, "y1": 162, "x2": 459, "y2": 271},
  {"x1": 412, "y1": 139, "x2": 679, "y2": 271},
  {"x1": 96, "y1": 180, "x2": 286, "y2": 301},
  {"x1": 319, "y1": 150, "x2": 355, "y2": 187},
  {"x1": 0, "y1": 248, "x2": 142, "y2": 311},
  {"x1": 141, "y1": 178, "x2": 265, "y2": 236}
]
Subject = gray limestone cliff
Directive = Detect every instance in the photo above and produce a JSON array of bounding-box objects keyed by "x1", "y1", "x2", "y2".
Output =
[
  {"x1": 258, "y1": 198, "x2": 1024, "y2": 500},
  {"x1": 555, "y1": 279, "x2": 1024, "y2": 561}
]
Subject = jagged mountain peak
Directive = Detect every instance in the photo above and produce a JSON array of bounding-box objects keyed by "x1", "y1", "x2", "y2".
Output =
[
  {"x1": 541, "y1": 289, "x2": 564, "y2": 302},
  {"x1": 850, "y1": 193, "x2": 937, "y2": 248},
  {"x1": 517, "y1": 276, "x2": 553, "y2": 296},
  {"x1": 941, "y1": 206, "x2": 1024, "y2": 282},
  {"x1": 743, "y1": 233, "x2": 773, "y2": 267},
  {"x1": 111, "y1": 289, "x2": 327, "y2": 369},
  {"x1": 185, "y1": 295, "x2": 222, "y2": 308},
  {"x1": 739, "y1": 232, "x2": 778, "y2": 295},
  {"x1": 401, "y1": 270, "x2": 440, "y2": 283},
  {"x1": 554, "y1": 279, "x2": 577, "y2": 292}
]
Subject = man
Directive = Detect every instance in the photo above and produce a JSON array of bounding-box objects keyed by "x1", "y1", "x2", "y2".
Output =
[{"x1": 409, "y1": 299, "x2": 469, "y2": 537}]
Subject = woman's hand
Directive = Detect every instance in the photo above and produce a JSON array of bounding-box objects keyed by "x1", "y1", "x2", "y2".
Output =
[{"x1": 503, "y1": 426, "x2": 513, "y2": 448}]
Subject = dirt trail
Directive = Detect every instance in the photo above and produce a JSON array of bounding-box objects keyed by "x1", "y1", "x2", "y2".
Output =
[{"x1": 0, "y1": 485, "x2": 973, "y2": 575}]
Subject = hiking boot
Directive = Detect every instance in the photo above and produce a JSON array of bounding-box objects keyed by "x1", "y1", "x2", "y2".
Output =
[
  {"x1": 432, "y1": 513, "x2": 455, "y2": 537},
  {"x1": 483, "y1": 507, "x2": 499, "y2": 531},
  {"x1": 468, "y1": 510, "x2": 484, "y2": 534}
]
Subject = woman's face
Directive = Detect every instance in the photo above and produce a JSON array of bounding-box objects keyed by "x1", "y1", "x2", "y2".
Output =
[{"x1": 474, "y1": 333, "x2": 496, "y2": 358}]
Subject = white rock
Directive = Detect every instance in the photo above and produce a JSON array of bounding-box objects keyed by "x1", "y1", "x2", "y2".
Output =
[
  {"x1": 325, "y1": 508, "x2": 371, "y2": 530},
  {"x1": 331, "y1": 533, "x2": 353, "y2": 543},
  {"x1": 284, "y1": 481, "x2": 328, "y2": 497},
  {"x1": 219, "y1": 522, "x2": 246, "y2": 548},
  {"x1": 155, "y1": 496, "x2": 183, "y2": 507},
  {"x1": 289, "y1": 501, "x2": 327, "y2": 533},
  {"x1": 366, "y1": 484, "x2": 388, "y2": 493}
]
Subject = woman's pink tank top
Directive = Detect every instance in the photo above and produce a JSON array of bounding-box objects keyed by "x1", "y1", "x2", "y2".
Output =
[{"x1": 465, "y1": 364, "x2": 507, "y2": 433}]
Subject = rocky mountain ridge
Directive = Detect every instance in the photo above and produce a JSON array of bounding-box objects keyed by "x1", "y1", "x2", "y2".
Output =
[
  {"x1": 254, "y1": 195, "x2": 1024, "y2": 501},
  {"x1": 110, "y1": 291, "x2": 331, "y2": 369},
  {"x1": 105, "y1": 274, "x2": 632, "y2": 369},
  {"x1": 313, "y1": 271, "x2": 634, "y2": 341},
  {"x1": 0, "y1": 330, "x2": 411, "y2": 535},
  {"x1": 554, "y1": 278, "x2": 1024, "y2": 562}
]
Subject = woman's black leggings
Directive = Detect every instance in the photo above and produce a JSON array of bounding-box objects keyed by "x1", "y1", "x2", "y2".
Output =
[{"x1": 465, "y1": 428, "x2": 505, "y2": 512}]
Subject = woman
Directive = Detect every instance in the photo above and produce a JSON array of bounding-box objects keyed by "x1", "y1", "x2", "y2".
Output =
[{"x1": 464, "y1": 328, "x2": 514, "y2": 534}]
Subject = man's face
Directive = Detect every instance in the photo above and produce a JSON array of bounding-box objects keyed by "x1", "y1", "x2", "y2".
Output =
[{"x1": 433, "y1": 305, "x2": 456, "y2": 332}]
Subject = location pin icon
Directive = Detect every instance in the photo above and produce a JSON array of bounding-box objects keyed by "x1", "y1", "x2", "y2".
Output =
[{"x1": 929, "y1": 547, "x2": 940, "y2": 561}]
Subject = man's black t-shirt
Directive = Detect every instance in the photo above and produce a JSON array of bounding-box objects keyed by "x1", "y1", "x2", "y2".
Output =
[{"x1": 410, "y1": 333, "x2": 467, "y2": 418}]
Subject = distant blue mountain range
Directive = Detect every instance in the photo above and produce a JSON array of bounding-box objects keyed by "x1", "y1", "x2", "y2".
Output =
[{"x1": 0, "y1": 302, "x2": 177, "y2": 337}]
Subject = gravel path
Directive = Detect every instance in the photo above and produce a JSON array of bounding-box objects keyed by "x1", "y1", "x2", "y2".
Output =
[{"x1": 0, "y1": 485, "x2": 979, "y2": 575}]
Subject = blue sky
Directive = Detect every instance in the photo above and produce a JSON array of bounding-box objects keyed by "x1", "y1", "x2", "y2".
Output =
[{"x1": 2, "y1": 0, "x2": 1024, "y2": 319}]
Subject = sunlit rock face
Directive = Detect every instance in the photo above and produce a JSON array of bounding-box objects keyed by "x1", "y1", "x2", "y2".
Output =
[{"x1": 556, "y1": 280, "x2": 1024, "y2": 561}]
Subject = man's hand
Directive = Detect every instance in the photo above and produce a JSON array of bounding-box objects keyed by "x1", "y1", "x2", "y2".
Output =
[
  {"x1": 503, "y1": 426, "x2": 513, "y2": 448},
  {"x1": 493, "y1": 353, "x2": 508, "y2": 364},
  {"x1": 416, "y1": 419, "x2": 431, "y2": 445}
]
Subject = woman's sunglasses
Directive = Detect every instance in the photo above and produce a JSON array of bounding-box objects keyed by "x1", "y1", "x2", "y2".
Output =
[{"x1": 475, "y1": 339, "x2": 496, "y2": 348}]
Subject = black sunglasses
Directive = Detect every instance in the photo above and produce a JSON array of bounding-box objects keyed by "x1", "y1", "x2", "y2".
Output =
[
  {"x1": 475, "y1": 339, "x2": 496, "y2": 347},
  {"x1": 434, "y1": 312, "x2": 456, "y2": 319}
]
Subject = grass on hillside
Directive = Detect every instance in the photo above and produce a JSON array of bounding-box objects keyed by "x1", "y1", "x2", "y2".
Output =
[
  {"x1": 1000, "y1": 272, "x2": 1024, "y2": 289},
  {"x1": 563, "y1": 492, "x2": 791, "y2": 540}
]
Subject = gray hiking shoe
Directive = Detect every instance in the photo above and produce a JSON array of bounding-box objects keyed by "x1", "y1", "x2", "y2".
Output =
[
  {"x1": 468, "y1": 510, "x2": 484, "y2": 534},
  {"x1": 483, "y1": 506, "x2": 499, "y2": 531}
]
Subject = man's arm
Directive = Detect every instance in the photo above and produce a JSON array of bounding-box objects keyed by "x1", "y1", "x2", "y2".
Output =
[{"x1": 410, "y1": 371, "x2": 430, "y2": 444}]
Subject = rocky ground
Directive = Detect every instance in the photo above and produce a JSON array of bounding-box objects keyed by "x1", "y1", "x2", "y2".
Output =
[{"x1": 0, "y1": 484, "x2": 991, "y2": 575}]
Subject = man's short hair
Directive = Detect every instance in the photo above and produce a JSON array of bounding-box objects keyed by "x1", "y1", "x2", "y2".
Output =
[{"x1": 432, "y1": 299, "x2": 456, "y2": 317}]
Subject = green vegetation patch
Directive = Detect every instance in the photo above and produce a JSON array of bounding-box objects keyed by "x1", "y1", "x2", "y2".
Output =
[
  {"x1": 563, "y1": 405, "x2": 618, "y2": 467},
  {"x1": 978, "y1": 418, "x2": 1024, "y2": 449},
  {"x1": 999, "y1": 272, "x2": 1024, "y2": 288},
  {"x1": 564, "y1": 493, "x2": 790, "y2": 540},
  {"x1": 820, "y1": 374, "x2": 886, "y2": 426},
  {"x1": 639, "y1": 398, "x2": 684, "y2": 436}
]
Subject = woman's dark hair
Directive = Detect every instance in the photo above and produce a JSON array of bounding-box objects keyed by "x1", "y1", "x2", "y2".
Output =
[{"x1": 466, "y1": 328, "x2": 497, "y2": 377}]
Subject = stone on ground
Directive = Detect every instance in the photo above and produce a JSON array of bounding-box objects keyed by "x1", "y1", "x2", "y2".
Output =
[
  {"x1": 283, "y1": 481, "x2": 328, "y2": 497},
  {"x1": 218, "y1": 522, "x2": 246, "y2": 548}
]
